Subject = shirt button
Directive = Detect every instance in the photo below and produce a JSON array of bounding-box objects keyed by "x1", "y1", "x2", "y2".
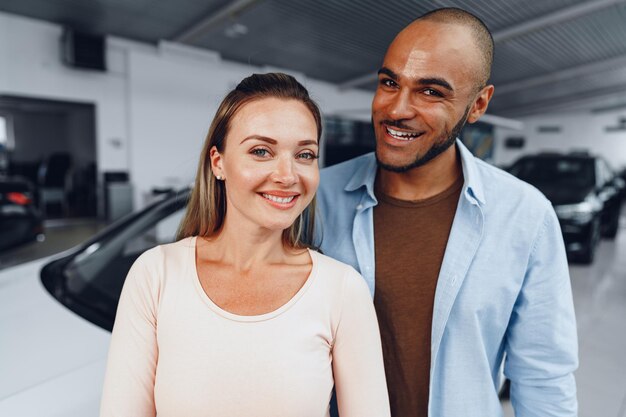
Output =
[{"x1": 356, "y1": 204, "x2": 363, "y2": 210}]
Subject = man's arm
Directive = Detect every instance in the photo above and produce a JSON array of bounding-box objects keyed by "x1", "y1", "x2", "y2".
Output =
[{"x1": 504, "y1": 206, "x2": 578, "y2": 417}]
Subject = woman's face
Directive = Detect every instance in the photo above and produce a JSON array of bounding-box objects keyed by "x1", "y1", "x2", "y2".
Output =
[{"x1": 211, "y1": 97, "x2": 320, "y2": 233}]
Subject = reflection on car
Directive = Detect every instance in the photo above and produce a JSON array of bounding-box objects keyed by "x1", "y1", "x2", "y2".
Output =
[
  {"x1": 0, "y1": 176, "x2": 43, "y2": 252},
  {"x1": 508, "y1": 152, "x2": 622, "y2": 264},
  {"x1": 0, "y1": 189, "x2": 189, "y2": 416}
]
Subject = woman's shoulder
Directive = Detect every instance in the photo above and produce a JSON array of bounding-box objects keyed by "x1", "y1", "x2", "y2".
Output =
[
  {"x1": 132, "y1": 236, "x2": 191, "y2": 260},
  {"x1": 309, "y1": 249, "x2": 370, "y2": 297}
]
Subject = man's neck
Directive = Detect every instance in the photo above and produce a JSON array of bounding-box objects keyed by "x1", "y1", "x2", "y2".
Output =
[{"x1": 377, "y1": 144, "x2": 463, "y2": 201}]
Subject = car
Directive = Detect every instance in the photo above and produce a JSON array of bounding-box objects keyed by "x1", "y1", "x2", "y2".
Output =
[
  {"x1": 0, "y1": 176, "x2": 43, "y2": 252},
  {"x1": 508, "y1": 152, "x2": 622, "y2": 264},
  {"x1": 0, "y1": 189, "x2": 188, "y2": 416}
]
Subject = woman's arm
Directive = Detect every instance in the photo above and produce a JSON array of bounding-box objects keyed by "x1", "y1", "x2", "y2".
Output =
[
  {"x1": 100, "y1": 250, "x2": 160, "y2": 417},
  {"x1": 332, "y1": 268, "x2": 391, "y2": 417}
]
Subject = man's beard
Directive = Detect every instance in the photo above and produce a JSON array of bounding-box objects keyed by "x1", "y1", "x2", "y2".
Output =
[{"x1": 376, "y1": 105, "x2": 471, "y2": 173}]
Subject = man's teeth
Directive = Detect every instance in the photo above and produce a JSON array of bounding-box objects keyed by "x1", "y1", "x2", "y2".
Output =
[
  {"x1": 387, "y1": 127, "x2": 420, "y2": 140},
  {"x1": 263, "y1": 194, "x2": 296, "y2": 204}
]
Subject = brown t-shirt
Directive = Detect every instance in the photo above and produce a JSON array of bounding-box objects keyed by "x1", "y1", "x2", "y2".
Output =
[{"x1": 373, "y1": 175, "x2": 463, "y2": 417}]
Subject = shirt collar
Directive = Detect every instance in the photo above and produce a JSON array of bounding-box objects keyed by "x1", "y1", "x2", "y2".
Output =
[
  {"x1": 457, "y1": 139, "x2": 486, "y2": 205},
  {"x1": 344, "y1": 152, "x2": 378, "y2": 195},
  {"x1": 342, "y1": 139, "x2": 486, "y2": 206}
]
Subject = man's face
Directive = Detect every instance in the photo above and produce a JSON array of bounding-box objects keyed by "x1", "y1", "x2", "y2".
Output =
[{"x1": 372, "y1": 20, "x2": 491, "y2": 172}]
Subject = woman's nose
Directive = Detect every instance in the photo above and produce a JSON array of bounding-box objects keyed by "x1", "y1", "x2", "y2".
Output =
[{"x1": 270, "y1": 156, "x2": 298, "y2": 186}]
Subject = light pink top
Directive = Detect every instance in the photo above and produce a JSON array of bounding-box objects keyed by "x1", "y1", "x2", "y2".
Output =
[{"x1": 100, "y1": 237, "x2": 390, "y2": 417}]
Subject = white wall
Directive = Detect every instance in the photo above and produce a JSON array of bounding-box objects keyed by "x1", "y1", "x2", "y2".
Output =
[
  {"x1": 494, "y1": 109, "x2": 626, "y2": 170},
  {"x1": 0, "y1": 12, "x2": 128, "y2": 173},
  {"x1": 0, "y1": 12, "x2": 374, "y2": 209}
]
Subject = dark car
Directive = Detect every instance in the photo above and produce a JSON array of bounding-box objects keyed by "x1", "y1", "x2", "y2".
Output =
[
  {"x1": 0, "y1": 176, "x2": 43, "y2": 252},
  {"x1": 508, "y1": 153, "x2": 622, "y2": 264}
]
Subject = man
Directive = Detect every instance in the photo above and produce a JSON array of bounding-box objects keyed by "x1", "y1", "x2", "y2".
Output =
[{"x1": 317, "y1": 7, "x2": 578, "y2": 417}]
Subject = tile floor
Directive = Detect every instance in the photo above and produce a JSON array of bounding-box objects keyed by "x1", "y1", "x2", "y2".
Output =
[
  {"x1": 0, "y1": 219, "x2": 105, "y2": 270},
  {"x1": 1, "y1": 212, "x2": 625, "y2": 416}
]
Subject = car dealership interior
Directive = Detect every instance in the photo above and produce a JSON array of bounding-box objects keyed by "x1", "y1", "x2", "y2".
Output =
[{"x1": 1, "y1": 0, "x2": 626, "y2": 416}]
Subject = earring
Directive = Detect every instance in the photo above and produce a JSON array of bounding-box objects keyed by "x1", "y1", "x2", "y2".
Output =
[{"x1": 216, "y1": 175, "x2": 222, "y2": 180}]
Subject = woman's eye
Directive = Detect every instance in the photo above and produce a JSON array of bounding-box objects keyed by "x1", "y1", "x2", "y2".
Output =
[
  {"x1": 297, "y1": 152, "x2": 318, "y2": 160},
  {"x1": 251, "y1": 148, "x2": 270, "y2": 157}
]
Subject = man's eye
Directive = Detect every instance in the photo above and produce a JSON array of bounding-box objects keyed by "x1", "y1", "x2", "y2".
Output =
[
  {"x1": 379, "y1": 78, "x2": 397, "y2": 88},
  {"x1": 424, "y1": 88, "x2": 443, "y2": 97},
  {"x1": 251, "y1": 148, "x2": 270, "y2": 157}
]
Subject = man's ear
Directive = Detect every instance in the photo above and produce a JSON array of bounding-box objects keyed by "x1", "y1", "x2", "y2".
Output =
[
  {"x1": 209, "y1": 146, "x2": 223, "y2": 178},
  {"x1": 467, "y1": 84, "x2": 495, "y2": 124}
]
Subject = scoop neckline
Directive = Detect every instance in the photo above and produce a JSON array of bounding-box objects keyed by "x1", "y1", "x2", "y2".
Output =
[{"x1": 189, "y1": 236, "x2": 319, "y2": 322}]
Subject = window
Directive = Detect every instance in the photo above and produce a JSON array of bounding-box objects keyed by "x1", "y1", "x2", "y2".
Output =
[{"x1": 0, "y1": 114, "x2": 13, "y2": 150}]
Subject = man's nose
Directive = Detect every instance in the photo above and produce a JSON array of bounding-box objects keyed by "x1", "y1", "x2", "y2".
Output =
[{"x1": 388, "y1": 89, "x2": 416, "y2": 120}]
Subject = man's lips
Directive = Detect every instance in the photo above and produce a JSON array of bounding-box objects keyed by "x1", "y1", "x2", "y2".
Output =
[{"x1": 384, "y1": 125, "x2": 424, "y2": 141}]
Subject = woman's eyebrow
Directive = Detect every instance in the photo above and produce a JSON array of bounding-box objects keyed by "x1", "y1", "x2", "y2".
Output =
[
  {"x1": 240, "y1": 135, "x2": 277, "y2": 145},
  {"x1": 240, "y1": 136, "x2": 318, "y2": 146}
]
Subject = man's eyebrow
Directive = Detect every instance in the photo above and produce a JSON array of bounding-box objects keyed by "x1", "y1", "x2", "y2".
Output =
[
  {"x1": 418, "y1": 77, "x2": 454, "y2": 92},
  {"x1": 377, "y1": 67, "x2": 398, "y2": 80},
  {"x1": 240, "y1": 135, "x2": 318, "y2": 146},
  {"x1": 378, "y1": 67, "x2": 454, "y2": 92}
]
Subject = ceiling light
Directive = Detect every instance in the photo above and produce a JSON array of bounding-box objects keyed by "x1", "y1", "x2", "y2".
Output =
[{"x1": 224, "y1": 23, "x2": 248, "y2": 38}]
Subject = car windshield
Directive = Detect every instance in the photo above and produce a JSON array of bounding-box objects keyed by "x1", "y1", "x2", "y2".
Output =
[
  {"x1": 41, "y1": 190, "x2": 189, "y2": 331},
  {"x1": 509, "y1": 157, "x2": 595, "y2": 189}
]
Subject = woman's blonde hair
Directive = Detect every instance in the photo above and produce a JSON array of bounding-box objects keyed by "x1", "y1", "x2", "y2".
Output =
[{"x1": 176, "y1": 73, "x2": 322, "y2": 248}]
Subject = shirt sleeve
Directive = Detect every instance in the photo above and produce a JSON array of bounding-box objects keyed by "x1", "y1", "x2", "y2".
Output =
[
  {"x1": 504, "y1": 206, "x2": 579, "y2": 417},
  {"x1": 332, "y1": 267, "x2": 391, "y2": 417},
  {"x1": 100, "y1": 250, "x2": 161, "y2": 417}
]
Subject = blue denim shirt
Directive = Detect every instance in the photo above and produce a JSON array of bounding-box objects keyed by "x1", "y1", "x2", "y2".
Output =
[{"x1": 316, "y1": 140, "x2": 578, "y2": 417}]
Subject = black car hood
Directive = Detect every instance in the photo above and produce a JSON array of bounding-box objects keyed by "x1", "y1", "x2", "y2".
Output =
[{"x1": 532, "y1": 183, "x2": 593, "y2": 206}]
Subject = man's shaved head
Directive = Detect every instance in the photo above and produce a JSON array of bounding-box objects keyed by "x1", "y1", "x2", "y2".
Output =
[{"x1": 412, "y1": 7, "x2": 494, "y2": 87}]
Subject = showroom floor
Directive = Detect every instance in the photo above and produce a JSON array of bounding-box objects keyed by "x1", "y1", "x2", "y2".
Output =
[
  {"x1": 1, "y1": 211, "x2": 625, "y2": 417},
  {"x1": 0, "y1": 219, "x2": 105, "y2": 270}
]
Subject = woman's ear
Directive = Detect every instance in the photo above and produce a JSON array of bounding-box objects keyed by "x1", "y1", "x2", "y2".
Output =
[{"x1": 209, "y1": 146, "x2": 224, "y2": 179}]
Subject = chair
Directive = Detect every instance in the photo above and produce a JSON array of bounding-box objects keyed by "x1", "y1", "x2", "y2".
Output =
[{"x1": 37, "y1": 153, "x2": 73, "y2": 217}]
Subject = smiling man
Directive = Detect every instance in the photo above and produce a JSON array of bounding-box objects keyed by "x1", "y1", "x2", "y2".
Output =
[{"x1": 317, "y1": 7, "x2": 578, "y2": 417}]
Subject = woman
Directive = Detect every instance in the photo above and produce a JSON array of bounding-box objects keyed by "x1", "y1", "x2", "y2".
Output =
[{"x1": 100, "y1": 73, "x2": 390, "y2": 417}]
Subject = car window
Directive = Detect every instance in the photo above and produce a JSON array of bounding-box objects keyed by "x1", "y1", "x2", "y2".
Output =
[
  {"x1": 123, "y1": 208, "x2": 185, "y2": 257},
  {"x1": 597, "y1": 159, "x2": 614, "y2": 187},
  {"x1": 510, "y1": 157, "x2": 595, "y2": 189},
  {"x1": 41, "y1": 190, "x2": 189, "y2": 331}
]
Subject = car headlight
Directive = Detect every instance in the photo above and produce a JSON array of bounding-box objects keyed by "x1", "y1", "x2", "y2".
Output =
[{"x1": 554, "y1": 197, "x2": 601, "y2": 223}]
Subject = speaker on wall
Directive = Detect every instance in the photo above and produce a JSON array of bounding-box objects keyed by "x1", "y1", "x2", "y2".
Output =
[{"x1": 62, "y1": 29, "x2": 107, "y2": 71}]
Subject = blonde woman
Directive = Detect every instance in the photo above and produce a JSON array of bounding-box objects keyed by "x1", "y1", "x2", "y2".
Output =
[{"x1": 100, "y1": 73, "x2": 390, "y2": 417}]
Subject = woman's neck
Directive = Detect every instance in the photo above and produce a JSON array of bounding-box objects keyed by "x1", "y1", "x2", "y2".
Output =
[{"x1": 198, "y1": 219, "x2": 290, "y2": 271}]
